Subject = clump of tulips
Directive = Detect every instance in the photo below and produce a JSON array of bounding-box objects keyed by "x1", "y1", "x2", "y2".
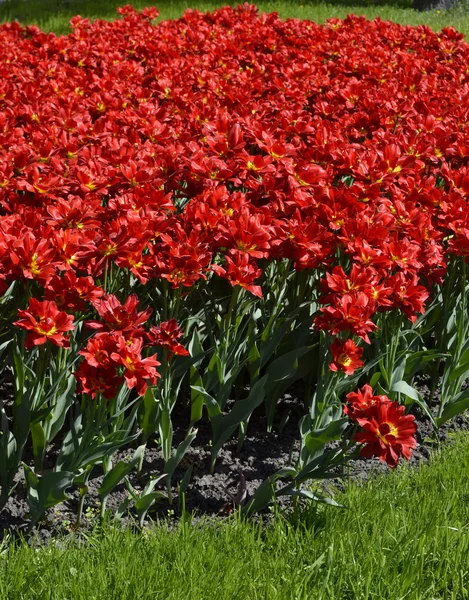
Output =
[{"x1": 0, "y1": 4, "x2": 467, "y2": 525}]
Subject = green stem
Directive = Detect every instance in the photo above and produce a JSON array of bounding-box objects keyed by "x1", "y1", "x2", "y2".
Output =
[
  {"x1": 166, "y1": 478, "x2": 173, "y2": 506},
  {"x1": 103, "y1": 258, "x2": 109, "y2": 294},
  {"x1": 32, "y1": 345, "x2": 49, "y2": 410},
  {"x1": 170, "y1": 285, "x2": 182, "y2": 320},
  {"x1": 294, "y1": 269, "x2": 308, "y2": 310},
  {"x1": 387, "y1": 311, "x2": 401, "y2": 388},
  {"x1": 137, "y1": 442, "x2": 146, "y2": 477},
  {"x1": 124, "y1": 268, "x2": 131, "y2": 299},
  {"x1": 439, "y1": 257, "x2": 456, "y2": 352},
  {"x1": 225, "y1": 285, "x2": 240, "y2": 337},
  {"x1": 456, "y1": 257, "x2": 467, "y2": 358},
  {"x1": 75, "y1": 470, "x2": 91, "y2": 528},
  {"x1": 163, "y1": 279, "x2": 169, "y2": 321}
]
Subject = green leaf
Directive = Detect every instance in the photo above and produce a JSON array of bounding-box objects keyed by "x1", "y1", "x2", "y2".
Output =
[
  {"x1": 187, "y1": 328, "x2": 204, "y2": 361},
  {"x1": 140, "y1": 387, "x2": 160, "y2": 443},
  {"x1": 449, "y1": 342, "x2": 469, "y2": 383},
  {"x1": 265, "y1": 346, "x2": 311, "y2": 386},
  {"x1": 164, "y1": 429, "x2": 197, "y2": 479},
  {"x1": 437, "y1": 387, "x2": 469, "y2": 426},
  {"x1": 243, "y1": 467, "x2": 296, "y2": 515},
  {"x1": 30, "y1": 406, "x2": 53, "y2": 426},
  {"x1": 390, "y1": 358, "x2": 406, "y2": 388},
  {"x1": 0, "y1": 281, "x2": 16, "y2": 305},
  {"x1": 56, "y1": 412, "x2": 83, "y2": 472},
  {"x1": 74, "y1": 431, "x2": 140, "y2": 471},
  {"x1": 24, "y1": 465, "x2": 74, "y2": 521},
  {"x1": 48, "y1": 374, "x2": 76, "y2": 442},
  {"x1": 30, "y1": 423, "x2": 46, "y2": 470},
  {"x1": 0, "y1": 339, "x2": 12, "y2": 354},
  {"x1": 134, "y1": 475, "x2": 168, "y2": 526},
  {"x1": 259, "y1": 320, "x2": 292, "y2": 369},
  {"x1": 178, "y1": 465, "x2": 193, "y2": 495},
  {"x1": 391, "y1": 380, "x2": 420, "y2": 402},
  {"x1": 189, "y1": 368, "x2": 205, "y2": 425},
  {"x1": 247, "y1": 342, "x2": 261, "y2": 382},
  {"x1": 280, "y1": 487, "x2": 342, "y2": 507},
  {"x1": 23, "y1": 464, "x2": 40, "y2": 516},
  {"x1": 391, "y1": 380, "x2": 437, "y2": 429},
  {"x1": 404, "y1": 350, "x2": 449, "y2": 380},
  {"x1": 0, "y1": 405, "x2": 13, "y2": 505},
  {"x1": 135, "y1": 491, "x2": 167, "y2": 525},
  {"x1": 159, "y1": 407, "x2": 173, "y2": 462},
  {"x1": 189, "y1": 386, "x2": 222, "y2": 419},
  {"x1": 296, "y1": 446, "x2": 347, "y2": 483},
  {"x1": 205, "y1": 353, "x2": 223, "y2": 391},
  {"x1": 172, "y1": 329, "x2": 209, "y2": 379},
  {"x1": 98, "y1": 445, "x2": 145, "y2": 500},
  {"x1": 115, "y1": 496, "x2": 132, "y2": 520},
  {"x1": 37, "y1": 471, "x2": 74, "y2": 509},
  {"x1": 303, "y1": 418, "x2": 348, "y2": 457},
  {"x1": 264, "y1": 346, "x2": 313, "y2": 424},
  {"x1": 210, "y1": 376, "x2": 267, "y2": 469}
]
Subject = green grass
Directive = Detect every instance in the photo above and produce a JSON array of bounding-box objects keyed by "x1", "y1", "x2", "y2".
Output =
[
  {"x1": 1, "y1": 433, "x2": 469, "y2": 599},
  {"x1": 1, "y1": 0, "x2": 469, "y2": 36}
]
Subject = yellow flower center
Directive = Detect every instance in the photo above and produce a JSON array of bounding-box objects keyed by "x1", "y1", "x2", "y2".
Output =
[
  {"x1": 376, "y1": 422, "x2": 399, "y2": 445},
  {"x1": 338, "y1": 354, "x2": 351, "y2": 367}
]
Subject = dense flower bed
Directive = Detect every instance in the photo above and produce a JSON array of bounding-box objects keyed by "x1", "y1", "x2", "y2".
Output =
[{"x1": 0, "y1": 4, "x2": 469, "y2": 524}]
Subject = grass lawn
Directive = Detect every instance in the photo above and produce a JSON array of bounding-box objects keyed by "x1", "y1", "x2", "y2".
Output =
[
  {"x1": 0, "y1": 433, "x2": 469, "y2": 599},
  {"x1": 1, "y1": 0, "x2": 469, "y2": 36}
]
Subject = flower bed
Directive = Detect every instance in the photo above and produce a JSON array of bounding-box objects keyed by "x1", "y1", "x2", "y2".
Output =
[{"x1": 0, "y1": 4, "x2": 469, "y2": 526}]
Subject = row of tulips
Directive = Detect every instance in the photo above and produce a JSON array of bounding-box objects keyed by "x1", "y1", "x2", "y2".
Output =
[{"x1": 0, "y1": 4, "x2": 468, "y2": 525}]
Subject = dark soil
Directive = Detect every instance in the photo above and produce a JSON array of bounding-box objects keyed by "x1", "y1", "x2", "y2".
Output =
[{"x1": 1, "y1": 376, "x2": 469, "y2": 544}]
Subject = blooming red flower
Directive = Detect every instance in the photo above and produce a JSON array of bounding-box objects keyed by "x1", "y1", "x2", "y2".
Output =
[
  {"x1": 329, "y1": 338, "x2": 364, "y2": 376},
  {"x1": 153, "y1": 229, "x2": 212, "y2": 289},
  {"x1": 86, "y1": 294, "x2": 152, "y2": 335},
  {"x1": 211, "y1": 252, "x2": 263, "y2": 298},
  {"x1": 145, "y1": 319, "x2": 189, "y2": 357},
  {"x1": 9, "y1": 232, "x2": 59, "y2": 283},
  {"x1": 45, "y1": 271, "x2": 104, "y2": 312},
  {"x1": 216, "y1": 207, "x2": 272, "y2": 259},
  {"x1": 354, "y1": 401, "x2": 418, "y2": 468},
  {"x1": 344, "y1": 383, "x2": 392, "y2": 420},
  {"x1": 388, "y1": 273, "x2": 430, "y2": 323},
  {"x1": 110, "y1": 336, "x2": 161, "y2": 395},
  {"x1": 14, "y1": 298, "x2": 74, "y2": 349},
  {"x1": 79, "y1": 332, "x2": 117, "y2": 368},
  {"x1": 315, "y1": 293, "x2": 377, "y2": 344},
  {"x1": 74, "y1": 362, "x2": 123, "y2": 400},
  {"x1": 320, "y1": 265, "x2": 377, "y2": 304}
]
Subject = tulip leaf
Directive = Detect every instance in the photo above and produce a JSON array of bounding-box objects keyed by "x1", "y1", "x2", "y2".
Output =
[
  {"x1": 190, "y1": 386, "x2": 222, "y2": 419},
  {"x1": 244, "y1": 466, "x2": 296, "y2": 515},
  {"x1": 303, "y1": 418, "x2": 348, "y2": 456},
  {"x1": 437, "y1": 387, "x2": 469, "y2": 426},
  {"x1": 98, "y1": 445, "x2": 145, "y2": 500},
  {"x1": 210, "y1": 376, "x2": 268, "y2": 469},
  {"x1": 189, "y1": 368, "x2": 205, "y2": 425},
  {"x1": 24, "y1": 465, "x2": 74, "y2": 522},
  {"x1": 164, "y1": 429, "x2": 197, "y2": 480},
  {"x1": 391, "y1": 380, "x2": 437, "y2": 428}
]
